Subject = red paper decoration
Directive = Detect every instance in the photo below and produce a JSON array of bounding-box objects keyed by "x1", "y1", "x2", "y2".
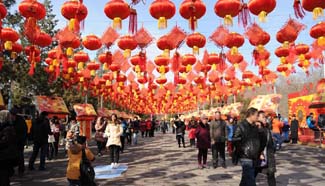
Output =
[{"x1": 149, "y1": 0, "x2": 176, "y2": 29}]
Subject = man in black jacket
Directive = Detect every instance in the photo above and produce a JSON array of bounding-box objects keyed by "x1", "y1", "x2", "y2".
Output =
[
  {"x1": 210, "y1": 111, "x2": 227, "y2": 168},
  {"x1": 233, "y1": 107, "x2": 265, "y2": 186},
  {"x1": 28, "y1": 111, "x2": 52, "y2": 171},
  {"x1": 290, "y1": 114, "x2": 299, "y2": 144},
  {"x1": 9, "y1": 107, "x2": 27, "y2": 176},
  {"x1": 174, "y1": 116, "x2": 186, "y2": 148}
]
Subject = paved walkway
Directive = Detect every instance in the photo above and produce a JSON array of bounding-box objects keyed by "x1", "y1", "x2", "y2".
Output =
[{"x1": 11, "y1": 132, "x2": 325, "y2": 186}]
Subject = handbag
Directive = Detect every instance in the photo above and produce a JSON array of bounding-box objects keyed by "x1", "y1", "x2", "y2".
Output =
[
  {"x1": 79, "y1": 149, "x2": 96, "y2": 186},
  {"x1": 48, "y1": 135, "x2": 55, "y2": 143},
  {"x1": 95, "y1": 131, "x2": 105, "y2": 142}
]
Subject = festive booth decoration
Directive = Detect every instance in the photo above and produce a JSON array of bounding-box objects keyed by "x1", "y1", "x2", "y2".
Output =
[
  {"x1": 97, "y1": 107, "x2": 112, "y2": 117},
  {"x1": 179, "y1": 0, "x2": 206, "y2": 31},
  {"x1": 73, "y1": 104, "x2": 97, "y2": 139},
  {"x1": 214, "y1": 0, "x2": 241, "y2": 26},
  {"x1": 61, "y1": 0, "x2": 88, "y2": 31},
  {"x1": 249, "y1": 94, "x2": 282, "y2": 114},
  {"x1": 34, "y1": 96, "x2": 69, "y2": 118},
  {"x1": 149, "y1": 0, "x2": 176, "y2": 29},
  {"x1": 104, "y1": 0, "x2": 130, "y2": 30},
  {"x1": 248, "y1": 0, "x2": 276, "y2": 22}
]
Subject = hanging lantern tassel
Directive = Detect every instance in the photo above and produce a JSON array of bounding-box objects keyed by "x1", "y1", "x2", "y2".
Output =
[
  {"x1": 224, "y1": 15, "x2": 233, "y2": 26},
  {"x1": 159, "y1": 66, "x2": 166, "y2": 74},
  {"x1": 212, "y1": 64, "x2": 217, "y2": 71},
  {"x1": 135, "y1": 65, "x2": 141, "y2": 77},
  {"x1": 113, "y1": 17, "x2": 122, "y2": 30},
  {"x1": 256, "y1": 45, "x2": 265, "y2": 52},
  {"x1": 66, "y1": 47, "x2": 73, "y2": 56},
  {"x1": 258, "y1": 11, "x2": 267, "y2": 22},
  {"x1": 231, "y1": 47, "x2": 238, "y2": 55},
  {"x1": 129, "y1": 8, "x2": 137, "y2": 34},
  {"x1": 78, "y1": 62, "x2": 84, "y2": 70},
  {"x1": 280, "y1": 57, "x2": 286, "y2": 64},
  {"x1": 68, "y1": 18, "x2": 76, "y2": 31},
  {"x1": 158, "y1": 17, "x2": 167, "y2": 29},
  {"x1": 68, "y1": 67, "x2": 74, "y2": 74},
  {"x1": 186, "y1": 64, "x2": 192, "y2": 72},
  {"x1": 313, "y1": 7, "x2": 324, "y2": 20},
  {"x1": 123, "y1": 49, "x2": 131, "y2": 58},
  {"x1": 49, "y1": 65, "x2": 54, "y2": 72},
  {"x1": 106, "y1": 80, "x2": 111, "y2": 86},
  {"x1": 103, "y1": 63, "x2": 109, "y2": 70},
  {"x1": 318, "y1": 36, "x2": 325, "y2": 46},
  {"x1": 193, "y1": 46, "x2": 199, "y2": 55},
  {"x1": 4, "y1": 41, "x2": 12, "y2": 50},
  {"x1": 163, "y1": 49, "x2": 170, "y2": 57},
  {"x1": 90, "y1": 70, "x2": 96, "y2": 76}
]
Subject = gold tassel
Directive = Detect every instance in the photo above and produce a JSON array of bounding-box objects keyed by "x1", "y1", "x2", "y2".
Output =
[
  {"x1": 212, "y1": 64, "x2": 217, "y2": 71},
  {"x1": 280, "y1": 57, "x2": 286, "y2": 64},
  {"x1": 259, "y1": 60, "x2": 266, "y2": 68},
  {"x1": 313, "y1": 7, "x2": 324, "y2": 20},
  {"x1": 113, "y1": 17, "x2": 122, "y2": 30},
  {"x1": 193, "y1": 46, "x2": 199, "y2": 55},
  {"x1": 106, "y1": 80, "x2": 111, "y2": 86},
  {"x1": 103, "y1": 63, "x2": 108, "y2": 71},
  {"x1": 224, "y1": 15, "x2": 233, "y2": 26},
  {"x1": 186, "y1": 64, "x2": 192, "y2": 72},
  {"x1": 256, "y1": 45, "x2": 264, "y2": 52},
  {"x1": 163, "y1": 49, "x2": 170, "y2": 57},
  {"x1": 4, "y1": 41, "x2": 12, "y2": 50},
  {"x1": 68, "y1": 67, "x2": 74, "y2": 74},
  {"x1": 66, "y1": 47, "x2": 73, "y2": 56},
  {"x1": 119, "y1": 82, "x2": 124, "y2": 87},
  {"x1": 123, "y1": 49, "x2": 131, "y2": 58},
  {"x1": 53, "y1": 59, "x2": 58, "y2": 66},
  {"x1": 80, "y1": 77, "x2": 84, "y2": 82},
  {"x1": 318, "y1": 36, "x2": 325, "y2": 46},
  {"x1": 68, "y1": 18, "x2": 76, "y2": 31},
  {"x1": 231, "y1": 47, "x2": 238, "y2": 55},
  {"x1": 158, "y1": 17, "x2": 167, "y2": 29},
  {"x1": 78, "y1": 62, "x2": 84, "y2": 70},
  {"x1": 49, "y1": 65, "x2": 54, "y2": 72},
  {"x1": 90, "y1": 70, "x2": 96, "y2": 76},
  {"x1": 159, "y1": 66, "x2": 165, "y2": 74},
  {"x1": 258, "y1": 11, "x2": 267, "y2": 22},
  {"x1": 10, "y1": 52, "x2": 17, "y2": 59},
  {"x1": 298, "y1": 54, "x2": 305, "y2": 61}
]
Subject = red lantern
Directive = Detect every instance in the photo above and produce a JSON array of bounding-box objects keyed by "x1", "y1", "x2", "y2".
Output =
[
  {"x1": 1, "y1": 28, "x2": 19, "y2": 50},
  {"x1": 82, "y1": 35, "x2": 102, "y2": 50},
  {"x1": 302, "y1": 0, "x2": 325, "y2": 20},
  {"x1": 18, "y1": 0, "x2": 46, "y2": 20},
  {"x1": 214, "y1": 0, "x2": 241, "y2": 26},
  {"x1": 116, "y1": 74, "x2": 127, "y2": 82},
  {"x1": 117, "y1": 35, "x2": 137, "y2": 57},
  {"x1": 225, "y1": 32, "x2": 245, "y2": 55},
  {"x1": 61, "y1": 0, "x2": 88, "y2": 31},
  {"x1": 98, "y1": 52, "x2": 113, "y2": 70},
  {"x1": 67, "y1": 59, "x2": 77, "y2": 74},
  {"x1": 277, "y1": 64, "x2": 289, "y2": 76},
  {"x1": 10, "y1": 43, "x2": 23, "y2": 59},
  {"x1": 186, "y1": 32, "x2": 206, "y2": 55},
  {"x1": 248, "y1": 0, "x2": 276, "y2": 22},
  {"x1": 227, "y1": 52, "x2": 243, "y2": 67},
  {"x1": 310, "y1": 22, "x2": 325, "y2": 46},
  {"x1": 87, "y1": 62, "x2": 100, "y2": 76},
  {"x1": 157, "y1": 35, "x2": 174, "y2": 57},
  {"x1": 182, "y1": 54, "x2": 197, "y2": 72},
  {"x1": 275, "y1": 46, "x2": 290, "y2": 64},
  {"x1": 138, "y1": 76, "x2": 148, "y2": 84},
  {"x1": 149, "y1": 0, "x2": 176, "y2": 29},
  {"x1": 74, "y1": 51, "x2": 89, "y2": 70},
  {"x1": 0, "y1": 2, "x2": 7, "y2": 20},
  {"x1": 154, "y1": 55, "x2": 169, "y2": 66},
  {"x1": 208, "y1": 53, "x2": 222, "y2": 70},
  {"x1": 104, "y1": 0, "x2": 130, "y2": 30},
  {"x1": 34, "y1": 32, "x2": 52, "y2": 47},
  {"x1": 242, "y1": 70, "x2": 254, "y2": 79},
  {"x1": 179, "y1": 0, "x2": 206, "y2": 31}
]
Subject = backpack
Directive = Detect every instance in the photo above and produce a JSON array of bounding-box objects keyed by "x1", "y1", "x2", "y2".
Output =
[{"x1": 79, "y1": 149, "x2": 96, "y2": 186}]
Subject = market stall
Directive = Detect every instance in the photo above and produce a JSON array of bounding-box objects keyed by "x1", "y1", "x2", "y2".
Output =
[
  {"x1": 249, "y1": 94, "x2": 282, "y2": 115},
  {"x1": 34, "y1": 96, "x2": 69, "y2": 118}
]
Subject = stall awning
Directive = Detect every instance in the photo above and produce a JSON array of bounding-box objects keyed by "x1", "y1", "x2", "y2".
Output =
[
  {"x1": 73, "y1": 104, "x2": 97, "y2": 120},
  {"x1": 249, "y1": 94, "x2": 282, "y2": 114},
  {"x1": 34, "y1": 96, "x2": 69, "y2": 118}
]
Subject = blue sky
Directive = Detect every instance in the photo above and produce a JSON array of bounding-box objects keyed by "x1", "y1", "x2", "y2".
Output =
[{"x1": 15, "y1": 1, "x2": 323, "y2": 79}]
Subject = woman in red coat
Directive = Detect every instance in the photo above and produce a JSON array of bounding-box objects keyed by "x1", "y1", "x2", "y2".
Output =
[{"x1": 195, "y1": 115, "x2": 211, "y2": 169}]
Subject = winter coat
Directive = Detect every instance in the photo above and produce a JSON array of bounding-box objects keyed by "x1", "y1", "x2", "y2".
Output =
[
  {"x1": 259, "y1": 127, "x2": 276, "y2": 174},
  {"x1": 32, "y1": 117, "x2": 52, "y2": 145},
  {"x1": 290, "y1": 119, "x2": 299, "y2": 139},
  {"x1": 0, "y1": 122, "x2": 18, "y2": 164},
  {"x1": 227, "y1": 124, "x2": 234, "y2": 141},
  {"x1": 210, "y1": 119, "x2": 227, "y2": 143},
  {"x1": 233, "y1": 120, "x2": 264, "y2": 161},
  {"x1": 175, "y1": 120, "x2": 186, "y2": 136},
  {"x1": 13, "y1": 115, "x2": 27, "y2": 146},
  {"x1": 146, "y1": 121, "x2": 152, "y2": 130},
  {"x1": 105, "y1": 123, "x2": 123, "y2": 147},
  {"x1": 132, "y1": 120, "x2": 140, "y2": 133},
  {"x1": 195, "y1": 122, "x2": 211, "y2": 149}
]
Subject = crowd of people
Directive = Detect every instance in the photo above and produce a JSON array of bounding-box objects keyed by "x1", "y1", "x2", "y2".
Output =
[{"x1": 1, "y1": 105, "x2": 324, "y2": 186}]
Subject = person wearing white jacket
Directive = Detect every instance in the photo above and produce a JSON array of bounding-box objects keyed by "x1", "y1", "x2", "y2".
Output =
[{"x1": 105, "y1": 114, "x2": 123, "y2": 169}]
